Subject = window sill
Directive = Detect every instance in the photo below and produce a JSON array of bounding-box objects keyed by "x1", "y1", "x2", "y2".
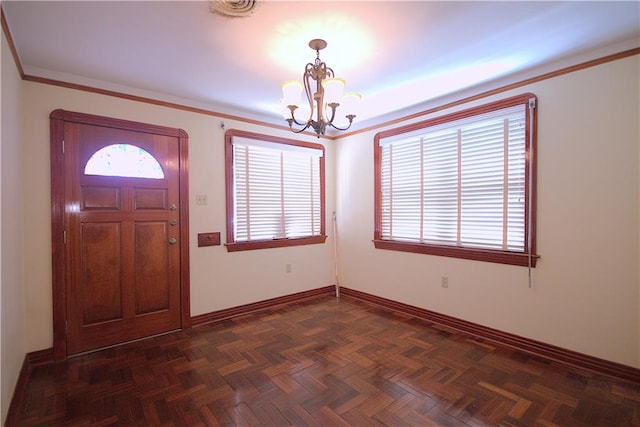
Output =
[
  {"x1": 372, "y1": 239, "x2": 538, "y2": 267},
  {"x1": 226, "y1": 235, "x2": 327, "y2": 252}
]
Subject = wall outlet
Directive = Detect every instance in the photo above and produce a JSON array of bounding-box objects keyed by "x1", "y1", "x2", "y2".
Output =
[
  {"x1": 286, "y1": 264, "x2": 292, "y2": 273},
  {"x1": 441, "y1": 276, "x2": 449, "y2": 288}
]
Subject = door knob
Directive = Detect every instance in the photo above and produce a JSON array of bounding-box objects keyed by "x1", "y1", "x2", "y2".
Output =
[
  {"x1": 170, "y1": 220, "x2": 177, "y2": 226},
  {"x1": 170, "y1": 204, "x2": 177, "y2": 211},
  {"x1": 169, "y1": 238, "x2": 177, "y2": 245}
]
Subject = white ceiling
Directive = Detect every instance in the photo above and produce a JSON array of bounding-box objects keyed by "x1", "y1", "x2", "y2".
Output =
[{"x1": 3, "y1": 1, "x2": 639, "y2": 133}]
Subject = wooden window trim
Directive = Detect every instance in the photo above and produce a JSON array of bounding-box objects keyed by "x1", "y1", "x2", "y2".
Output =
[
  {"x1": 226, "y1": 236, "x2": 327, "y2": 252},
  {"x1": 373, "y1": 93, "x2": 538, "y2": 267}
]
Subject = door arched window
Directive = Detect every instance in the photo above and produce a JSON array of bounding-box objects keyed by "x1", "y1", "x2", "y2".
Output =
[{"x1": 84, "y1": 144, "x2": 164, "y2": 179}]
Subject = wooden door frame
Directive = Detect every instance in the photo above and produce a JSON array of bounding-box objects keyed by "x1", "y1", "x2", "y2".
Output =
[{"x1": 50, "y1": 109, "x2": 191, "y2": 360}]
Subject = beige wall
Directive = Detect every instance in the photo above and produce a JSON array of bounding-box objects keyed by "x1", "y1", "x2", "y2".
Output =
[
  {"x1": 20, "y1": 82, "x2": 336, "y2": 352},
  {"x1": 2, "y1": 48, "x2": 638, "y2": 426},
  {"x1": 1, "y1": 28, "x2": 27, "y2": 422},
  {"x1": 336, "y1": 55, "x2": 640, "y2": 367}
]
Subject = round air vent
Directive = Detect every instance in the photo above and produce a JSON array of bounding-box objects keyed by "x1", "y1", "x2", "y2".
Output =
[{"x1": 209, "y1": 0, "x2": 258, "y2": 18}]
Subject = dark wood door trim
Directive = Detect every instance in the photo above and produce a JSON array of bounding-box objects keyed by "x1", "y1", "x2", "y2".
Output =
[{"x1": 50, "y1": 109, "x2": 190, "y2": 360}]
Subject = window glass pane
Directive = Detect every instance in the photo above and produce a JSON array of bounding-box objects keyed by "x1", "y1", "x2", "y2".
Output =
[{"x1": 84, "y1": 144, "x2": 164, "y2": 179}]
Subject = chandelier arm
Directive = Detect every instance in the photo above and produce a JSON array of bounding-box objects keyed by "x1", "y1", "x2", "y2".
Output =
[
  {"x1": 324, "y1": 65, "x2": 335, "y2": 79},
  {"x1": 325, "y1": 102, "x2": 338, "y2": 125},
  {"x1": 285, "y1": 104, "x2": 310, "y2": 127},
  {"x1": 303, "y1": 63, "x2": 316, "y2": 123},
  {"x1": 316, "y1": 62, "x2": 334, "y2": 123},
  {"x1": 313, "y1": 63, "x2": 325, "y2": 123},
  {"x1": 287, "y1": 118, "x2": 326, "y2": 138},
  {"x1": 289, "y1": 116, "x2": 312, "y2": 127},
  {"x1": 288, "y1": 122, "x2": 313, "y2": 134},
  {"x1": 328, "y1": 115, "x2": 356, "y2": 132},
  {"x1": 288, "y1": 108, "x2": 312, "y2": 127}
]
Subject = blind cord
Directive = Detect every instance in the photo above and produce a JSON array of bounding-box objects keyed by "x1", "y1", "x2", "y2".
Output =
[
  {"x1": 527, "y1": 98, "x2": 536, "y2": 288},
  {"x1": 332, "y1": 211, "x2": 340, "y2": 298}
]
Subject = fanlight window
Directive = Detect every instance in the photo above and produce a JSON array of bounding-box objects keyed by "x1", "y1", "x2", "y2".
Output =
[{"x1": 84, "y1": 144, "x2": 164, "y2": 179}]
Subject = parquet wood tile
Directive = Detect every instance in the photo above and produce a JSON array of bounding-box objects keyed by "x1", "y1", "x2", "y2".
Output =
[{"x1": 10, "y1": 296, "x2": 640, "y2": 426}]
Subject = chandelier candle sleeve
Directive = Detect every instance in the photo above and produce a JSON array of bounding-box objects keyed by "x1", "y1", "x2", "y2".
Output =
[
  {"x1": 341, "y1": 92, "x2": 361, "y2": 116},
  {"x1": 281, "y1": 81, "x2": 303, "y2": 107},
  {"x1": 281, "y1": 38, "x2": 361, "y2": 138},
  {"x1": 322, "y1": 78, "x2": 345, "y2": 105}
]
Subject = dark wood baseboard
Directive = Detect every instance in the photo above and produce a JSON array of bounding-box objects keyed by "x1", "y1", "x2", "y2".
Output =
[
  {"x1": 339, "y1": 287, "x2": 640, "y2": 384},
  {"x1": 25, "y1": 347, "x2": 54, "y2": 365},
  {"x1": 191, "y1": 285, "x2": 337, "y2": 327},
  {"x1": 5, "y1": 348, "x2": 54, "y2": 426},
  {"x1": 4, "y1": 357, "x2": 29, "y2": 427}
]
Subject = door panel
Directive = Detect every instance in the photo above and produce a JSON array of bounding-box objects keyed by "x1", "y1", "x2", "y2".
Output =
[
  {"x1": 133, "y1": 188, "x2": 168, "y2": 210},
  {"x1": 82, "y1": 186, "x2": 122, "y2": 210},
  {"x1": 80, "y1": 222, "x2": 122, "y2": 324},
  {"x1": 134, "y1": 221, "x2": 171, "y2": 314},
  {"x1": 65, "y1": 121, "x2": 182, "y2": 354}
]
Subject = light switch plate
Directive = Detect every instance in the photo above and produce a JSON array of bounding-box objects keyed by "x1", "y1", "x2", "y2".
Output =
[{"x1": 196, "y1": 194, "x2": 208, "y2": 205}]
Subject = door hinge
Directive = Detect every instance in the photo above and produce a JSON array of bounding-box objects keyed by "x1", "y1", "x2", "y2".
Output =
[
  {"x1": 528, "y1": 98, "x2": 536, "y2": 109},
  {"x1": 62, "y1": 139, "x2": 65, "y2": 154},
  {"x1": 63, "y1": 230, "x2": 67, "y2": 244},
  {"x1": 65, "y1": 320, "x2": 68, "y2": 334}
]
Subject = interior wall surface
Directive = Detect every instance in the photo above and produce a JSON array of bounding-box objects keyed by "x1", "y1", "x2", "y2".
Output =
[
  {"x1": 20, "y1": 82, "x2": 336, "y2": 354},
  {"x1": 335, "y1": 55, "x2": 640, "y2": 367},
  {"x1": 1, "y1": 26, "x2": 27, "y2": 424},
  {"x1": 12, "y1": 51, "x2": 640, "y2": 374}
]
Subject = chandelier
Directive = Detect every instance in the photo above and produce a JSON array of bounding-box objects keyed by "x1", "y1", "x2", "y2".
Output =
[{"x1": 281, "y1": 39, "x2": 361, "y2": 138}]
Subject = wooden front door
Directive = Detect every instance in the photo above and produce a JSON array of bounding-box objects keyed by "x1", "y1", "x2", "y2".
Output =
[{"x1": 50, "y1": 110, "x2": 190, "y2": 357}]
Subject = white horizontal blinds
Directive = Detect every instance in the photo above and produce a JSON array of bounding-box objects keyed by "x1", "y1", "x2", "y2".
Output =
[
  {"x1": 386, "y1": 138, "x2": 423, "y2": 241},
  {"x1": 460, "y1": 118, "x2": 507, "y2": 249},
  {"x1": 234, "y1": 144, "x2": 283, "y2": 241},
  {"x1": 234, "y1": 145, "x2": 250, "y2": 240},
  {"x1": 379, "y1": 103, "x2": 527, "y2": 252},
  {"x1": 506, "y1": 115, "x2": 526, "y2": 250},
  {"x1": 233, "y1": 138, "x2": 322, "y2": 242},
  {"x1": 423, "y1": 128, "x2": 459, "y2": 244},
  {"x1": 380, "y1": 141, "x2": 393, "y2": 238},
  {"x1": 282, "y1": 151, "x2": 321, "y2": 237}
]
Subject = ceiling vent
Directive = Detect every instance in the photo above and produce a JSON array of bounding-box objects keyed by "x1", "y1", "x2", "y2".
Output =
[{"x1": 208, "y1": 0, "x2": 258, "y2": 18}]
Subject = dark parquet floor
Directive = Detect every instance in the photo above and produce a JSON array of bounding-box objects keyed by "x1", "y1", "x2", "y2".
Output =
[{"x1": 12, "y1": 296, "x2": 640, "y2": 426}]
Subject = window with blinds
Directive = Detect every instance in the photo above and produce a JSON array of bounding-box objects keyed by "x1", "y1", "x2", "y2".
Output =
[
  {"x1": 225, "y1": 130, "x2": 326, "y2": 251},
  {"x1": 374, "y1": 94, "x2": 538, "y2": 267}
]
